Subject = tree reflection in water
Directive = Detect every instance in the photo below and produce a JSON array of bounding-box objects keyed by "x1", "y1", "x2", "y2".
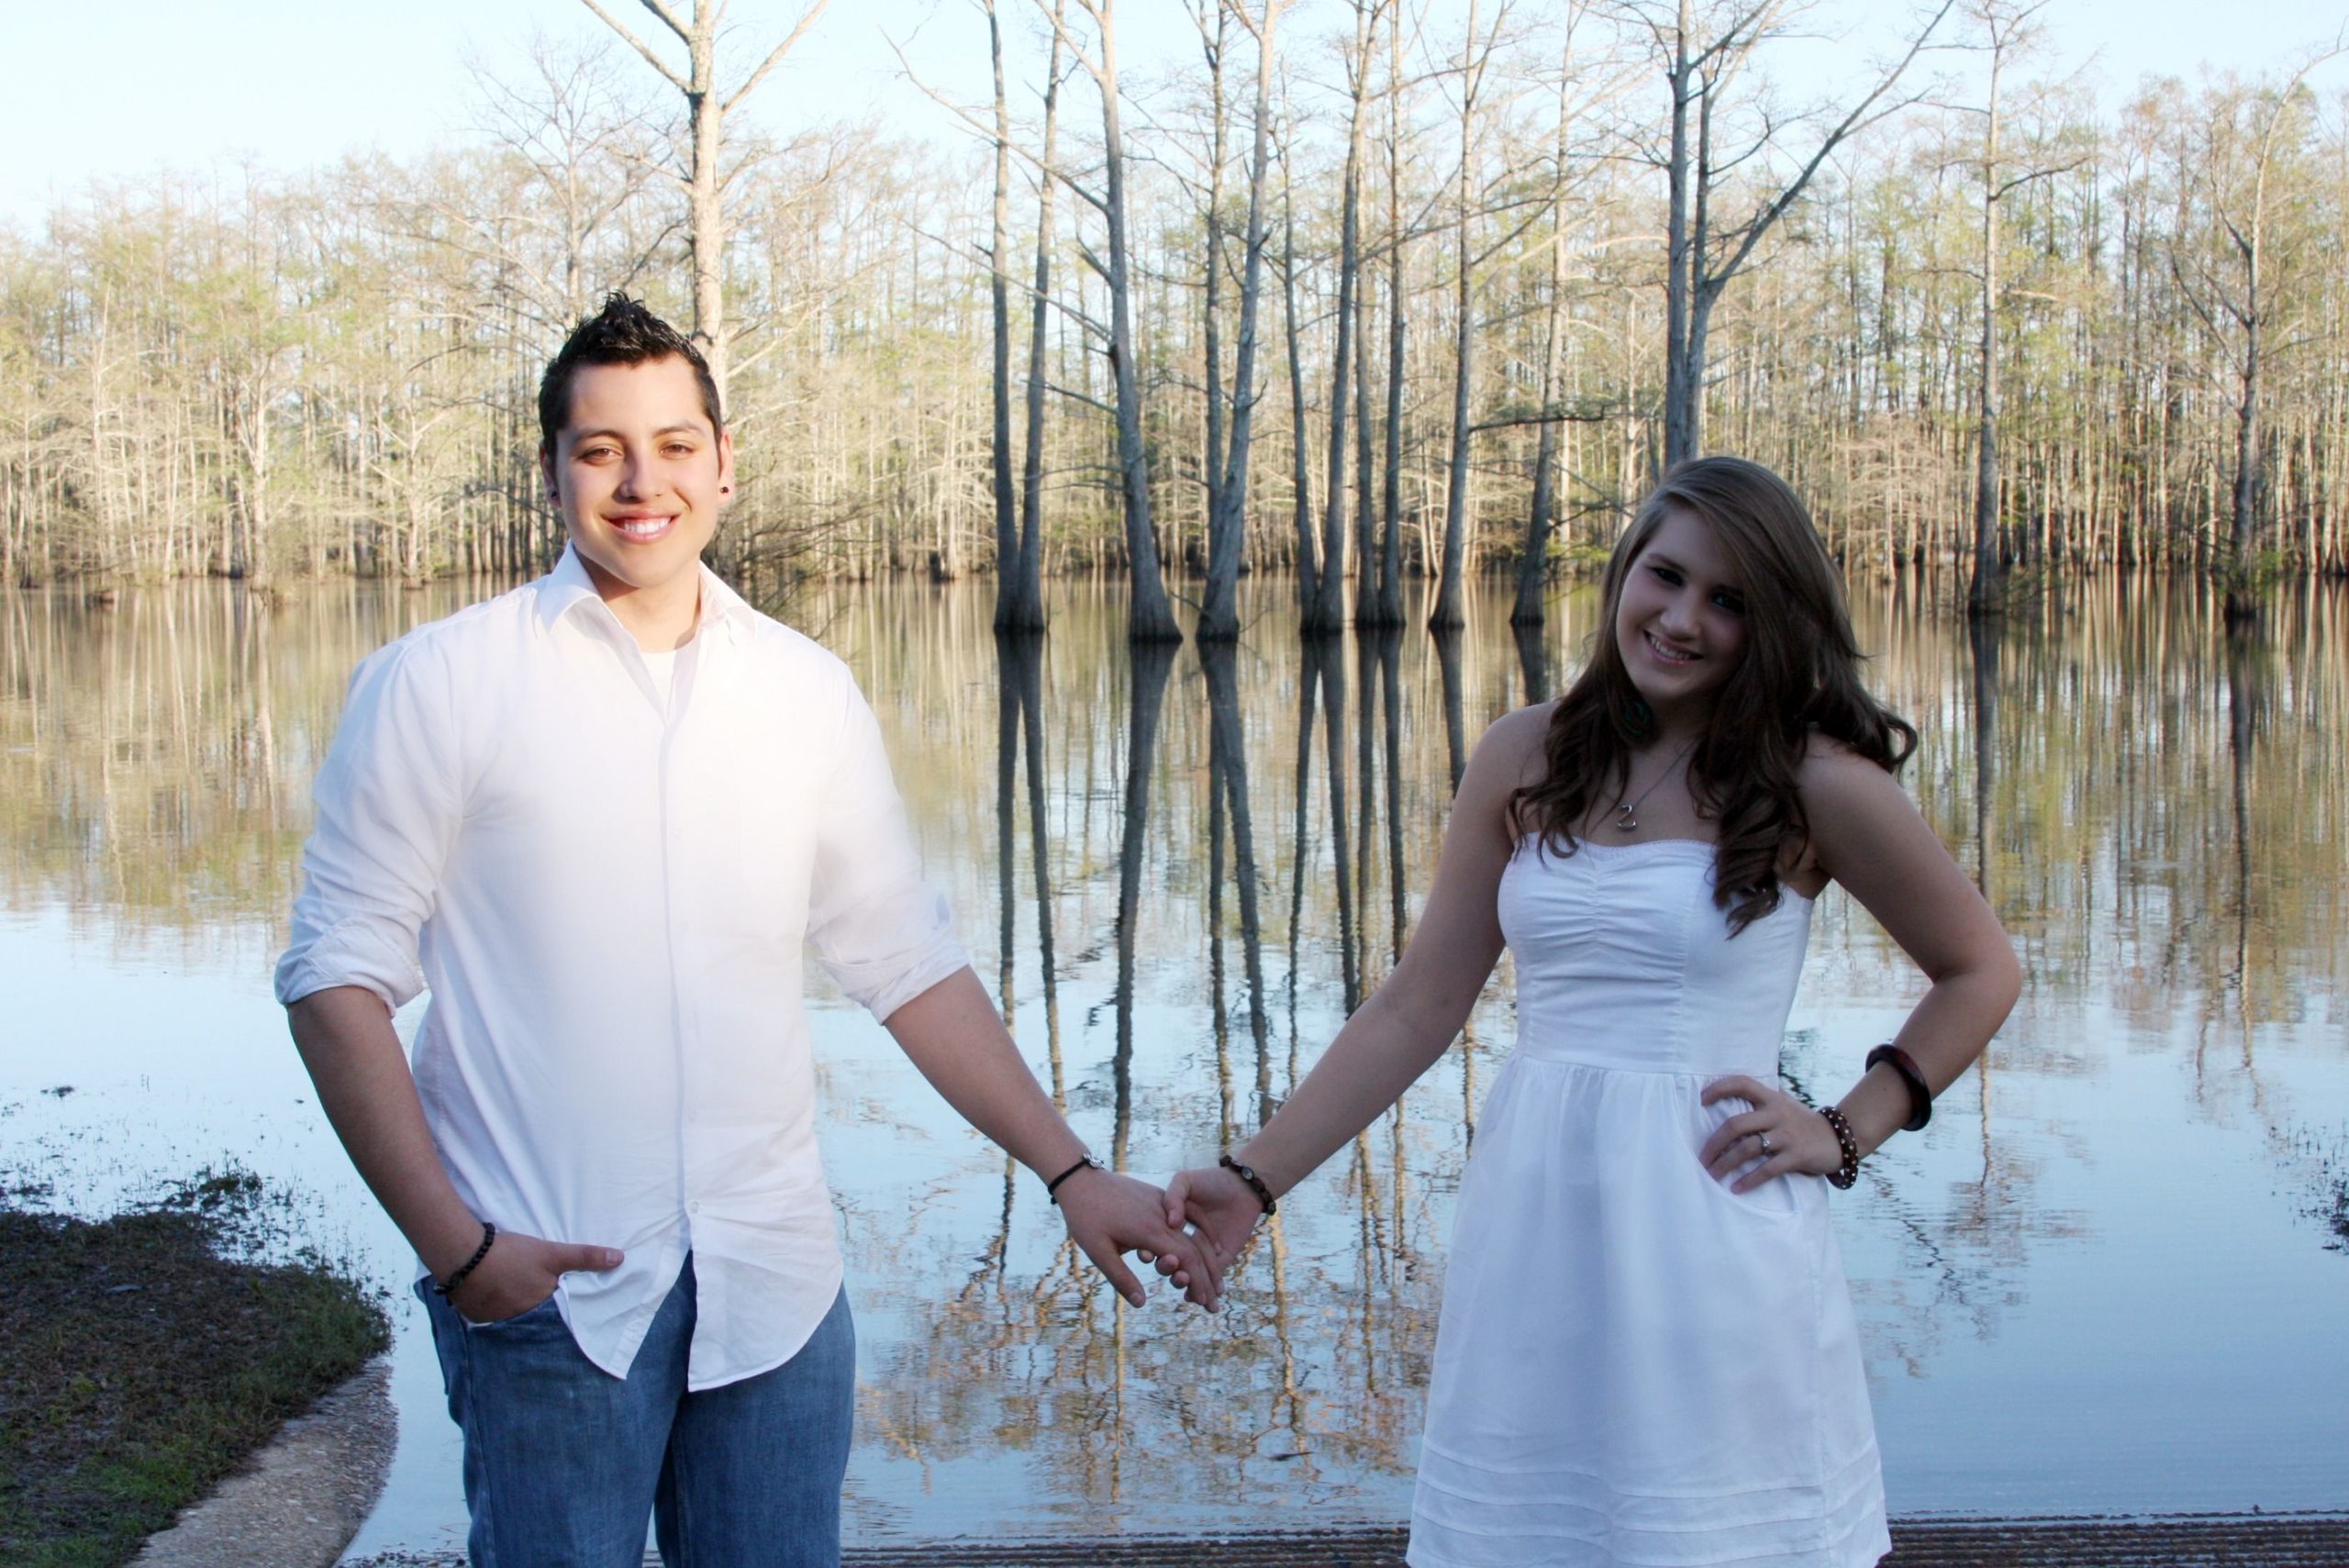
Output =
[{"x1": 6, "y1": 574, "x2": 2348, "y2": 1532}]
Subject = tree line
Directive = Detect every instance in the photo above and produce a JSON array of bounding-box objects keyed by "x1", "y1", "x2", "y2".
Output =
[{"x1": 4, "y1": 0, "x2": 2347, "y2": 636}]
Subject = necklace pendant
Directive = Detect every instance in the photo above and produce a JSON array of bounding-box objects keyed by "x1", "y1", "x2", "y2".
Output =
[{"x1": 1613, "y1": 806, "x2": 1639, "y2": 833}]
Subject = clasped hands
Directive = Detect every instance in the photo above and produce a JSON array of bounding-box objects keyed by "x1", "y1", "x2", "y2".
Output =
[
  {"x1": 1048, "y1": 1165, "x2": 1231, "y2": 1310},
  {"x1": 1052, "y1": 1162, "x2": 1274, "y2": 1314}
]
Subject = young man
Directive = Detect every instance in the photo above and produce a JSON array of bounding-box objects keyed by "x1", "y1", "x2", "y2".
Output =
[{"x1": 276, "y1": 295, "x2": 1212, "y2": 1567}]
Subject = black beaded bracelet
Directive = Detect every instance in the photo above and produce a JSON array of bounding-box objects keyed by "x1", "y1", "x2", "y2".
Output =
[
  {"x1": 431, "y1": 1221, "x2": 496, "y2": 1297},
  {"x1": 1045, "y1": 1154, "x2": 1102, "y2": 1204},
  {"x1": 1818, "y1": 1106, "x2": 1862, "y2": 1190},
  {"x1": 1219, "y1": 1154, "x2": 1277, "y2": 1217},
  {"x1": 1866, "y1": 1043, "x2": 1933, "y2": 1132}
]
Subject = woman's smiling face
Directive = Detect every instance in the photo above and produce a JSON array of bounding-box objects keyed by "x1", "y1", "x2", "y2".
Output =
[{"x1": 1613, "y1": 505, "x2": 1750, "y2": 728}]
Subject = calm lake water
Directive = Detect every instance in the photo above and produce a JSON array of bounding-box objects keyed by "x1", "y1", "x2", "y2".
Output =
[{"x1": 3, "y1": 573, "x2": 2344, "y2": 1552}]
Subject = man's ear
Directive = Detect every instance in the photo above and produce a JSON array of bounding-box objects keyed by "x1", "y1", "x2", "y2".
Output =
[
  {"x1": 716, "y1": 430, "x2": 737, "y2": 502},
  {"x1": 539, "y1": 442, "x2": 559, "y2": 504}
]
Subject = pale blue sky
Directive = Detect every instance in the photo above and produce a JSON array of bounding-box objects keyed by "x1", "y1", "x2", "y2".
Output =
[{"x1": 4, "y1": 0, "x2": 2344, "y2": 228}]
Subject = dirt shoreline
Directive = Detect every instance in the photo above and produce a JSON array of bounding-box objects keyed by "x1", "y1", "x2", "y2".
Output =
[{"x1": 132, "y1": 1357, "x2": 395, "y2": 1568}]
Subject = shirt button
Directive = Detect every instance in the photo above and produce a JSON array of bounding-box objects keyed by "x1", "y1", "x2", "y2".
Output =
[{"x1": 689, "y1": 1201, "x2": 703, "y2": 1215}]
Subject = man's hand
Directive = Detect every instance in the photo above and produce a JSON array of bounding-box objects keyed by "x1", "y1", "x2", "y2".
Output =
[
  {"x1": 1052, "y1": 1169, "x2": 1223, "y2": 1313},
  {"x1": 441, "y1": 1229, "x2": 625, "y2": 1326},
  {"x1": 1161, "y1": 1164, "x2": 1268, "y2": 1285}
]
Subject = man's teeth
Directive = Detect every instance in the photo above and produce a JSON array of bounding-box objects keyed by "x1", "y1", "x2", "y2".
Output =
[{"x1": 618, "y1": 518, "x2": 669, "y2": 538}]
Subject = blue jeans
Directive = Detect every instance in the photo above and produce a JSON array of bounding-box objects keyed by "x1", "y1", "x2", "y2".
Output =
[{"x1": 417, "y1": 1257, "x2": 856, "y2": 1568}]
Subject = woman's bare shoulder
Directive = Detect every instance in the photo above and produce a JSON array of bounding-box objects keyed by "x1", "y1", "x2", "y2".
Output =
[
  {"x1": 1793, "y1": 729, "x2": 1896, "y2": 798},
  {"x1": 1453, "y1": 701, "x2": 1559, "y2": 840},
  {"x1": 1478, "y1": 700, "x2": 1560, "y2": 785}
]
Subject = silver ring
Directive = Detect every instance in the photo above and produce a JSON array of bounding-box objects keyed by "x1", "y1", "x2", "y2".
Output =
[{"x1": 1755, "y1": 1131, "x2": 1774, "y2": 1156}]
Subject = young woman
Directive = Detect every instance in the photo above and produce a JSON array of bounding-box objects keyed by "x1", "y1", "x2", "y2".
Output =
[{"x1": 1163, "y1": 458, "x2": 2021, "y2": 1567}]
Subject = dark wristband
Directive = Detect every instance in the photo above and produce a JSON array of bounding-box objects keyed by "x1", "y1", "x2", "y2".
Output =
[
  {"x1": 1045, "y1": 1154, "x2": 1102, "y2": 1204},
  {"x1": 1866, "y1": 1043, "x2": 1933, "y2": 1132},
  {"x1": 431, "y1": 1221, "x2": 496, "y2": 1297},
  {"x1": 1219, "y1": 1154, "x2": 1277, "y2": 1217}
]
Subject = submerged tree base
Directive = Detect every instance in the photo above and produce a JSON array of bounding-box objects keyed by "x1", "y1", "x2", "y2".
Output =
[{"x1": 0, "y1": 1177, "x2": 389, "y2": 1568}]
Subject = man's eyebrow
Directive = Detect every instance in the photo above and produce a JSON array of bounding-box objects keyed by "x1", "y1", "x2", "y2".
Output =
[{"x1": 568, "y1": 423, "x2": 709, "y2": 443}]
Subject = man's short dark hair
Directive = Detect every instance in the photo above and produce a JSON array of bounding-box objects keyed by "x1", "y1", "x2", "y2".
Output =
[{"x1": 538, "y1": 294, "x2": 724, "y2": 453}]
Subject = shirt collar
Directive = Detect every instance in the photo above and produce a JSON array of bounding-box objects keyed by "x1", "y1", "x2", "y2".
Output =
[{"x1": 535, "y1": 544, "x2": 753, "y2": 647}]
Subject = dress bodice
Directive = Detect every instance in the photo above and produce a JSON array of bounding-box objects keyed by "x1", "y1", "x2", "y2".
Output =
[{"x1": 1498, "y1": 835, "x2": 1813, "y2": 1078}]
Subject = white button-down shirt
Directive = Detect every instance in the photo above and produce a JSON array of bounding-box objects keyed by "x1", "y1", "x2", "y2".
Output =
[{"x1": 275, "y1": 549, "x2": 965, "y2": 1388}]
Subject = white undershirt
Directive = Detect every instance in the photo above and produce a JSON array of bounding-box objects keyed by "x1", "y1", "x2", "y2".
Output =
[{"x1": 640, "y1": 645, "x2": 681, "y2": 707}]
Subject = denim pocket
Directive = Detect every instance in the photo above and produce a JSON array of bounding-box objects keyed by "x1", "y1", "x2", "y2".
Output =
[{"x1": 461, "y1": 1291, "x2": 562, "y2": 1333}]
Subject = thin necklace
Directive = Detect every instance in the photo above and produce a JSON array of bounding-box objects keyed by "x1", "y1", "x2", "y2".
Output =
[{"x1": 1611, "y1": 737, "x2": 1699, "y2": 833}]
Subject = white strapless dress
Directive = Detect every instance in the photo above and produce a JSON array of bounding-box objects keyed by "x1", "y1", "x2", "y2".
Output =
[{"x1": 1407, "y1": 838, "x2": 1887, "y2": 1568}]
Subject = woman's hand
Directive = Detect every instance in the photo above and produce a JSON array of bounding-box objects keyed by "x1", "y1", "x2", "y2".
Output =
[
  {"x1": 1698, "y1": 1075, "x2": 1843, "y2": 1193},
  {"x1": 1053, "y1": 1169, "x2": 1223, "y2": 1311},
  {"x1": 1157, "y1": 1164, "x2": 1271, "y2": 1284}
]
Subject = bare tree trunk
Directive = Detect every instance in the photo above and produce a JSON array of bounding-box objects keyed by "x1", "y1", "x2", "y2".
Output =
[
  {"x1": 1200, "y1": 3, "x2": 1230, "y2": 569},
  {"x1": 1353, "y1": 209, "x2": 1378, "y2": 617},
  {"x1": 1661, "y1": 0, "x2": 1698, "y2": 473},
  {"x1": 1305, "y1": 6, "x2": 1370, "y2": 636},
  {"x1": 988, "y1": 1, "x2": 1020, "y2": 628},
  {"x1": 1430, "y1": 0, "x2": 1483, "y2": 632},
  {"x1": 575, "y1": 0, "x2": 831, "y2": 409},
  {"x1": 1074, "y1": 0, "x2": 1182, "y2": 640},
  {"x1": 1371, "y1": 0, "x2": 1408, "y2": 628},
  {"x1": 1008, "y1": 0, "x2": 1069, "y2": 631},
  {"x1": 1651, "y1": 0, "x2": 1952, "y2": 467},
  {"x1": 2225, "y1": 133, "x2": 2276, "y2": 629},
  {"x1": 1202, "y1": 0, "x2": 1287, "y2": 641},
  {"x1": 1282, "y1": 162, "x2": 1318, "y2": 612},
  {"x1": 1968, "y1": 25, "x2": 2006, "y2": 617},
  {"x1": 1515, "y1": 20, "x2": 1577, "y2": 628}
]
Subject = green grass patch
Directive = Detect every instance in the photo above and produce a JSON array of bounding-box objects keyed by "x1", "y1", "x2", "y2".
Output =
[{"x1": 0, "y1": 1172, "x2": 390, "y2": 1568}]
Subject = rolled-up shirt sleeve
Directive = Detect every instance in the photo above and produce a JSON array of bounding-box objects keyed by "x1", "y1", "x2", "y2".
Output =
[
  {"x1": 806, "y1": 668, "x2": 967, "y2": 1021},
  {"x1": 273, "y1": 636, "x2": 463, "y2": 1011}
]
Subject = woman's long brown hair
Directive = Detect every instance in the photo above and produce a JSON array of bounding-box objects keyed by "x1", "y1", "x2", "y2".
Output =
[{"x1": 1510, "y1": 457, "x2": 1917, "y2": 934}]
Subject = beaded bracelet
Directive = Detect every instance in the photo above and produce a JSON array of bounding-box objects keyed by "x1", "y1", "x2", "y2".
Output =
[
  {"x1": 431, "y1": 1221, "x2": 497, "y2": 1297},
  {"x1": 1818, "y1": 1106, "x2": 1862, "y2": 1190},
  {"x1": 1219, "y1": 1154, "x2": 1277, "y2": 1217}
]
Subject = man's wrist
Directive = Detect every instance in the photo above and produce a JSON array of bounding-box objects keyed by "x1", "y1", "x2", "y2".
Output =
[
  {"x1": 417, "y1": 1211, "x2": 495, "y2": 1281},
  {"x1": 1043, "y1": 1152, "x2": 1103, "y2": 1204}
]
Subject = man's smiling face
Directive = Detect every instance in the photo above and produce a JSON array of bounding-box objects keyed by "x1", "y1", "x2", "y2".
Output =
[{"x1": 540, "y1": 355, "x2": 734, "y2": 630}]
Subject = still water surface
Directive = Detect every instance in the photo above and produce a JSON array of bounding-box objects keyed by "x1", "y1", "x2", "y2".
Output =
[{"x1": 2, "y1": 574, "x2": 2344, "y2": 1551}]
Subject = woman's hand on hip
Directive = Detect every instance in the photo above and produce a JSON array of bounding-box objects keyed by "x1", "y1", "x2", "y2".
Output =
[{"x1": 1698, "y1": 1075, "x2": 1842, "y2": 1193}]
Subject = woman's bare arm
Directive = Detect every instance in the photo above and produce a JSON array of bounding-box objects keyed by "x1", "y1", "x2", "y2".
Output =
[
  {"x1": 1703, "y1": 739, "x2": 2021, "y2": 1186},
  {"x1": 1164, "y1": 705, "x2": 1546, "y2": 1260}
]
